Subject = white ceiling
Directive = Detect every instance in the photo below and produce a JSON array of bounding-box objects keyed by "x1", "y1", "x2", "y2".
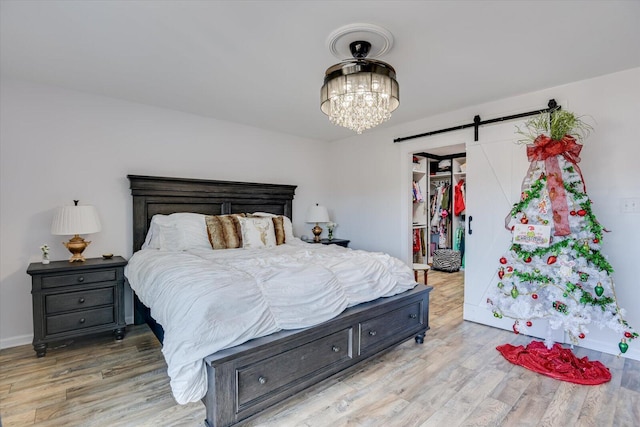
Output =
[{"x1": 2, "y1": 1, "x2": 639, "y2": 142}]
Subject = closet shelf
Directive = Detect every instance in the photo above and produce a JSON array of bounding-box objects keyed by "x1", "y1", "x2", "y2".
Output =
[{"x1": 429, "y1": 172, "x2": 451, "y2": 178}]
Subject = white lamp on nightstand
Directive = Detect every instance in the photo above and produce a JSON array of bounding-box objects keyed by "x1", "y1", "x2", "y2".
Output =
[
  {"x1": 306, "y1": 204, "x2": 330, "y2": 243},
  {"x1": 51, "y1": 200, "x2": 102, "y2": 262}
]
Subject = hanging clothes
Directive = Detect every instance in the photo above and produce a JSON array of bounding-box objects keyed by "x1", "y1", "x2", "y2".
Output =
[
  {"x1": 413, "y1": 228, "x2": 421, "y2": 253},
  {"x1": 413, "y1": 181, "x2": 424, "y2": 203},
  {"x1": 454, "y1": 179, "x2": 466, "y2": 216}
]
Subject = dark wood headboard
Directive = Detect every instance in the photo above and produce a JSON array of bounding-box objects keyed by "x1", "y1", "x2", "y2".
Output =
[{"x1": 128, "y1": 175, "x2": 297, "y2": 252}]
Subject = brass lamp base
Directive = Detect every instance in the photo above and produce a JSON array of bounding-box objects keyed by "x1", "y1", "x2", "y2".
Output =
[
  {"x1": 63, "y1": 234, "x2": 91, "y2": 262},
  {"x1": 312, "y1": 224, "x2": 323, "y2": 242}
]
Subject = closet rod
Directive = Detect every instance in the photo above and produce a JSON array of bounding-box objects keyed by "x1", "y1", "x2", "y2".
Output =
[{"x1": 393, "y1": 99, "x2": 559, "y2": 143}]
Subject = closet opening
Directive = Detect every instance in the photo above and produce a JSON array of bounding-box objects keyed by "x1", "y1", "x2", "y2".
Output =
[{"x1": 412, "y1": 148, "x2": 466, "y2": 270}]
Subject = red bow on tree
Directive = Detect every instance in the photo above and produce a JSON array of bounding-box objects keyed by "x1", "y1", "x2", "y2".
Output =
[{"x1": 525, "y1": 135, "x2": 584, "y2": 236}]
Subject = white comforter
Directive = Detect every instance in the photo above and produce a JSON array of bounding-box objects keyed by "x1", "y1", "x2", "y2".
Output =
[{"x1": 125, "y1": 239, "x2": 416, "y2": 404}]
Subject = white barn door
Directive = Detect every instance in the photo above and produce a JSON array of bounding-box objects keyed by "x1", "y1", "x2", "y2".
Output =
[{"x1": 463, "y1": 123, "x2": 564, "y2": 343}]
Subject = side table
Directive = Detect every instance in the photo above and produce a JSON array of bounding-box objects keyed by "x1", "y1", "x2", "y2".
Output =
[{"x1": 27, "y1": 256, "x2": 127, "y2": 357}]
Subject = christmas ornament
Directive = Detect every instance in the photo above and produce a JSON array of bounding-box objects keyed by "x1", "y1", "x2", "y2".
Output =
[
  {"x1": 500, "y1": 257, "x2": 507, "y2": 265},
  {"x1": 619, "y1": 340, "x2": 629, "y2": 354},
  {"x1": 579, "y1": 333, "x2": 585, "y2": 339},
  {"x1": 511, "y1": 286, "x2": 519, "y2": 299},
  {"x1": 553, "y1": 301, "x2": 568, "y2": 314},
  {"x1": 625, "y1": 332, "x2": 633, "y2": 338},
  {"x1": 595, "y1": 283, "x2": 604, "y2": 297},
  {"x1": 498, "y1": 268, "x2": 505, "y2": 279},
  {"x1": 547, "y1": 255, "x2": 557, "y2": 265},
  {"x1": 531, "y1": 293, "x2": 538, "y2": 300},
  {"x1": 526, "y1": 321, "x2": 533, "y2": 327}
]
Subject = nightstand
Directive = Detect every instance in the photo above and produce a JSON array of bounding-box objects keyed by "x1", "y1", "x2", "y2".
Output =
[
  {"x1": 27, "y1": 256, "x2": 127, "y2": 357},
  {"x1": 319, "y1": 238, "x2": 350, "y2": 248}
]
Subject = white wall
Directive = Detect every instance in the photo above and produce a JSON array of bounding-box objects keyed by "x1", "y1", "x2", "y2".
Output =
[
  {"x1": 3, "y1": 68, "x2": 639, "y2": 360},
  {"x1": 0, "y1": 79, "x2": 331, "y2": 348},
  {"x1": 329, "y1": 67, "x2": 640, "y2": 360}
]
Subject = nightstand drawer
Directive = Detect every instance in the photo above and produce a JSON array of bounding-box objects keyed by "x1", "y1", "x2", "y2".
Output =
[
  {"x1": 45, "y1": 288, "x2": 114, "y2": 314},
  {"x1": 47, "y1": 307, "x2": 115, "y2": 335},
  {"x1": 41, "y1": 269, "x2": 117, "y2": 288}
]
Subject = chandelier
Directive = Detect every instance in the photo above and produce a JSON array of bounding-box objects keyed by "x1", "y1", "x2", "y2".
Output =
[{"x1": 320, "y1": 25, "x2": 399, "y2": 134}]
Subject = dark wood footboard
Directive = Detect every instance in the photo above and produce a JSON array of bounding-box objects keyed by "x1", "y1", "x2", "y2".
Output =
[{"x1": 202, "y1": 284, "x2": 432, "y2": 427}]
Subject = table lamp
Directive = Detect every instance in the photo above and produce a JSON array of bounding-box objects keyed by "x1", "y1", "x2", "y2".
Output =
[
  {"x1": 51, "y1": 200, "x2": 102, "y2": 262},
  {"x1": 306, "y1": 203, "x2": 330, "y2": 242}
]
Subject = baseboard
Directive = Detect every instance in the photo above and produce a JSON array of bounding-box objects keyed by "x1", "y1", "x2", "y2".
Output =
[{"x1": 0, "y1": 333, "x2": 32, "y2": 350}]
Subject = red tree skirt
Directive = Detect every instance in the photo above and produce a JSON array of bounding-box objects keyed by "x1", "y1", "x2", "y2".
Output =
[{"x1": 497, "y1": 340, "x2": 611, "y2": 385}]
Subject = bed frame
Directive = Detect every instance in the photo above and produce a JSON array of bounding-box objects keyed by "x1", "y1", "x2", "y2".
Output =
[{"x1": 128, "y1": 175, "x2": 433, "y2": 427}]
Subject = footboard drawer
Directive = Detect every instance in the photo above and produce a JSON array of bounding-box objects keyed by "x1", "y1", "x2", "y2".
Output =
[
  {"x1": 204, "y1": 284, "x2": 432, "y2": 427},
  {"x1": 237, "y1": 327, "x2": 352, "y2": 409},
  {"x1": 359, "y1": 300, "x2": 425, "y2": 355}
]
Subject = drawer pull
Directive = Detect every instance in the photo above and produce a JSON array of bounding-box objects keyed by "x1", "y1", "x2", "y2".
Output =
[
  {"x1": 258, "y1": 376, "x2": 267, "y2": 385},
  {"x1": 77, "y1": 276, "x2": 85, "y2": 283},
  {"x1": 78, "y1": 297, "x2": 85, "y2": 303},
  {"x1": 332, "y1": 345, "x2": 340, "y2": 353},
  {"x1": 369, "y1": 330, "x2": 377, "y2": 336},
  {"x1": 79, "y1": 318, "x2": 86, "y2": 324},
  {"x1": 409, "y1": 313, "x2": 418, "y2": 319}
]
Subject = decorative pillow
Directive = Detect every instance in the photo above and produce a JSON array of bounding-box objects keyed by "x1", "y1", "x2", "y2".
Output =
[
  {"x1": 272, "y1": 216, "x2": 286, "y2": 245},
  {"x1": 205, "y1": 214, "x2": 244, "y2": 249},
  {"x1": 144, "y1": 213, "x2": 210, "y2": 251},
  {"x1": 238, "y1": 216, "x2": 276, "y2": 249},
  {"x1": 251, "y1": 212, "x2": 295, "y2": 242}
]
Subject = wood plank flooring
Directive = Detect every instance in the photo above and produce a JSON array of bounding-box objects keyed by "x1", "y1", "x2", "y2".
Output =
[{"x1": 1, "y1": 271, "x2": 638, "y2": 426}]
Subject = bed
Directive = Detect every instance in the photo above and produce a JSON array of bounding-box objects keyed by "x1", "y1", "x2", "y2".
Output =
[{"x1": 126, "y1": 175, "x2": 433, "y2": 427}]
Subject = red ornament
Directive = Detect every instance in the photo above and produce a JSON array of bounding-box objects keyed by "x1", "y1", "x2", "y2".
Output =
[
  {"x1": 532, "y1": 294, "x2": 538, "y2": 299},
  {"x1": 500, "y1": 257, "x2": 507, "y2": 265},
  {"x1": 593, "y1": 238, "x2": 599, "y2": 244},
  {"x1": 524, "y1": 256, "x2": 532, "y2": 263},
  {"x1": 520, "y1": 217, "x2": 529, "y2": 224},
  {"x1": 625, "y1": 332, "x2": 633, "y2": 338},
  {"x1": 570, "y1": 210, "x2": 577, "y2": 216},
  {"x1": 579, "y1": 333, "x2": 585, "y2": 339},
  {"x1": 511, "y1": 226, "x2": 515, "y2": 231},
  {"x1": 547, "y1": 256, "x2": 557, "y2": 265},
  {"x1": 498, "y1": 268, "x2": 505, "y2": 279},
  {"x1": 512, "y1": 323, "x2": 520, "y2": 334},
  {"x1": 577, "y1": 209, "x2": 587, "y2": 216},
  {"x1": 526, "y1": 321, "x2": 532, "y2": 327},
  {"x1": 507, "y1": 266, "x2": 514, "y2": 272}
]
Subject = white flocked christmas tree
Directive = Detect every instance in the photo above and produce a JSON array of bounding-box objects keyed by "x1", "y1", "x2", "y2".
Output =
[{"x1": 487, "y1": 110, "x2": 637, "y2": 355}]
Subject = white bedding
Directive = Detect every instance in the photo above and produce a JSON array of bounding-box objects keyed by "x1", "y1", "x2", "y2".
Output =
[{"x1": 125, "y1": 238, "x2": 416, "y2": 404}]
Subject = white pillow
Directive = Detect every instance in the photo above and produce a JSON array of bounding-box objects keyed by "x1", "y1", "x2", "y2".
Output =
[
  {"x1": 143, "y1": 213, "x2": 210, "y2": 251},
  {"x1": 251, "y1": 212, "x2": 295, "y2": 243},
  {"x1": 238, "y1": 216, "x2": 276, "y2": 249}
]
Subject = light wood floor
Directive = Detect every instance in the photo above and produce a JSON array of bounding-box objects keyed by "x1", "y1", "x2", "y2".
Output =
[{"x1": 1, "y1": 271, "x2": 638, "y2": 426}]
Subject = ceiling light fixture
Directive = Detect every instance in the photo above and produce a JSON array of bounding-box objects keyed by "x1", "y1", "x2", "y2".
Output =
[{"x1": 321, "y1": 24, "x2": 399, "y2": 134}]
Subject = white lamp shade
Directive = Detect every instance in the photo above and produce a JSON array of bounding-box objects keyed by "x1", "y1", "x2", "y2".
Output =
[
  {"x1": 306, "y1": 204, "x2": 330, "y2": 223},
  {"x1": 51, "y1": 205, "x2": 102, "y2": 235}
]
